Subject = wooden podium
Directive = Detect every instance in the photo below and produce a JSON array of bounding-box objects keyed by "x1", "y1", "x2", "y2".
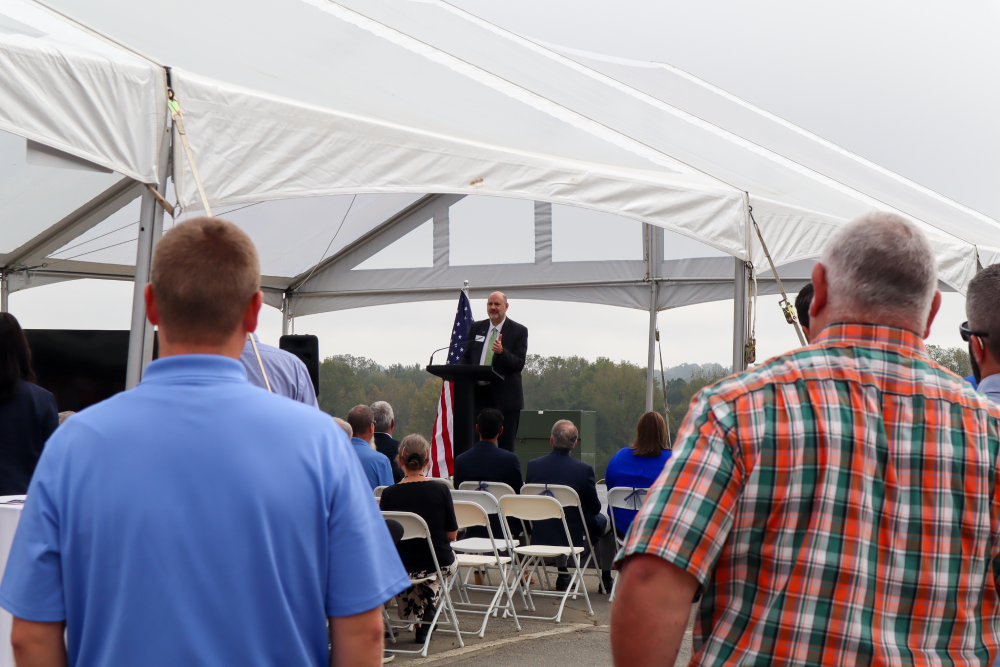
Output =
[{"x1": 426, "y1": 364, "x2": 503, "y2": 458}]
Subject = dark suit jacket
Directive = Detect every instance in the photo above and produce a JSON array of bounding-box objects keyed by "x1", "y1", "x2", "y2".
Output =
[
  {"x1": 459, "y1": 317, "x2": 528, "y2": 412},
  {"x1": 453, "y1": 441, "x2": 523, "y2": 493},
  {"x1": 525, "y1": 449, "x2": 601, "y2": 548},
  {"x1": 373, "y1": 432, "x2": 403, "y2": 484},
  {"x1": 454, "y1": 440, "x2": 523, "y2": 539}
]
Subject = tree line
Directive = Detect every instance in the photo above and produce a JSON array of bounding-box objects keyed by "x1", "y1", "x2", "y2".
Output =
[{"x1": 318, "y1": 345, "x2": 972, "y2": 478}]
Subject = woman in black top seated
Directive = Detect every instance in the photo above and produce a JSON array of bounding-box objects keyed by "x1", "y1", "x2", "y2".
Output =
[
  {"x1": 379, "y1": 434, "x2": 458, "y2": 643},
  {"x1": 0, "y1": 314, "x2": 58, "y2": 496}
]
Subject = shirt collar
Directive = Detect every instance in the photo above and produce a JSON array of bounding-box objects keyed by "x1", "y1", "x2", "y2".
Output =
[
  {"x1": 979, "y1": 374, "x2": 1000, "y2": 396},
  {"x1": 813, "y1": 323, "x2": 928, "y2": 357},
  {"x1": 489, "y1": 318, "x2": 506, "y2": 332},
  {"x1": 351, "y1": 437, "x2": 371, "y2": 448},
  {"x1": 141, "y1": 354, "x2": 248, "y2": 384}
]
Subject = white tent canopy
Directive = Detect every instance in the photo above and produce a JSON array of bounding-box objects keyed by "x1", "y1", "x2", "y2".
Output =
[{"x1": 1, "y1": 0, "x2": 998, "y2": 399}]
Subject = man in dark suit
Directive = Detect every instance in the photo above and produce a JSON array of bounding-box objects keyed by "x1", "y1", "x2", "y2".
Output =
[
  {"x1": 454, "y1": 408, "x2": 523, "y2": 540},
  {"x1": 454, "y1": 408, "x2": 523, "y2": 493},
  {"x1": 526, "y1": 419, "x2": 614, "y2": 593},
  {"x1": 460, "y1": 291, "x2": 528, "y2": 453},
  {"x1": 370, "y1": 401, "x2": 403, "y2": 484}
]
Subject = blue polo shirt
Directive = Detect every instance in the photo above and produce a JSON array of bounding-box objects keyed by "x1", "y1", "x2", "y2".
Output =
[
  {"x1": 0, "y1": 355, "x2": 409, "y2": 667},
  {"x1": 350, "y1": 438, "x2": 394, "y2": 489}
]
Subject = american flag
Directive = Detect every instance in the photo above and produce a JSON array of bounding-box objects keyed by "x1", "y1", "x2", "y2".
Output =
[{"x1": 429, "y1": 291, "x2": 473, "y2": 478}]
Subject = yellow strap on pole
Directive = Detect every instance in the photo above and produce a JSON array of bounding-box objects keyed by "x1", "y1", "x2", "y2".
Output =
[
  {"x1": 167, "y1": 89, "x2": 213, "y2": 217},
  {"x1": 748, "y1": 206, "x2": 806, "y2": 346}
]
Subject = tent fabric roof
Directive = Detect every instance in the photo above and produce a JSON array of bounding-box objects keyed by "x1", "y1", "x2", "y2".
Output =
[{"x1": 0, "y1": 0, "x2": 997, "y2": 314}]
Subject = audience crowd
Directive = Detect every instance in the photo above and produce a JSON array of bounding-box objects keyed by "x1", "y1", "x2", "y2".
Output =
[{"x1": 0, "y1": 210, "x2": 999, "y2": 666}]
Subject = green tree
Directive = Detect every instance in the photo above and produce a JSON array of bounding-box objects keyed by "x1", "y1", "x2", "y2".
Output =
[
  {"x1": 318, "y1": 357, "x2": 365, "y2": 418},
  {"x1": 926, "y1": 345, "x2": 972, "y2": 377}
]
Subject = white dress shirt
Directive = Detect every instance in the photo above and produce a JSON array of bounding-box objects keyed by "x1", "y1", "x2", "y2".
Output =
[{"x1": 478, "y1": 318, "x2": 506, "y2": 365}]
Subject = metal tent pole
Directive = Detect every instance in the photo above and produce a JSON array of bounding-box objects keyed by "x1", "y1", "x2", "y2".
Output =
[
  {"x1": 732, "y1": 257, "x2": 747, "y2": 373},
  {"x1": 646, "y1": 281, "x2": 658, "y2": 412},
  {"x1": 281, "y1": 296, "x2": 291, "y2": 337},
  {"x1": 644, "y1": 223, "x2": 660, "y2": 412},
  {"x1": 125, "y1": 122, "x2": 171, "y2": 389},
  {"x1": 0, "y1": 272, "x2": 7, "y2": 313}
]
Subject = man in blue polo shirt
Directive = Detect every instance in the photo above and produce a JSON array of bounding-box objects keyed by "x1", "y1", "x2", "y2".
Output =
[
  {"x1": 346, "y1": 404, "x2": 394, "y2": 489},
  {"x1": 0, "y1": 217, "x2": 409, "y2": 667}
]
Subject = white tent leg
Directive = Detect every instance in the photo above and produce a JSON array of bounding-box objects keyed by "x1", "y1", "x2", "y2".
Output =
[
  {"x1": 282, "y1": 301, "x2": 291, "y2": 337},
  {"x1": 125, "y1": 126, "x2": 171, "y2": 389},
  {"x1": 0, "y1": 272, "x2": 8, "y2": 312},
  {"x1": 645, "y1": 282, "x2": 657, "y2": 412},
  {"x1": 732, "y1": 258, "x2": 747, "y2": 373}
]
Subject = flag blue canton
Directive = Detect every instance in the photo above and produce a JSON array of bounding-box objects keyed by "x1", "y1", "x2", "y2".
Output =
[{"x1": 447, "y1": 291, "x2": 474, "y2": 364}]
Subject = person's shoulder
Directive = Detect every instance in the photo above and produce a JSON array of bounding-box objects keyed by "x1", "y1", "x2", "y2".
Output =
[
  {"x1": 496, "y1": 448, "x2": 520, "y2": 463},
  {"x1": 608, "y1": 446, "x2": 632, "y2": 464},
  {"x1": 504, "y1": 318, "x2": 527, "y2": 333},
  {"x1": 19, "y1": 381, "x2": 56, "y2": 407}
]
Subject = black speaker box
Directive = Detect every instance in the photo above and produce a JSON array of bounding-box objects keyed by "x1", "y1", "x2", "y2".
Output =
[{"x1": 279, "y1": 334, "x2": 320, "y2": 397}]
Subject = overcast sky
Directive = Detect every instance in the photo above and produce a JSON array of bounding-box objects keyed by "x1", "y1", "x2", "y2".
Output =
[{"x1": 7, "y1": 0, "x2": 995, "y2": 370}]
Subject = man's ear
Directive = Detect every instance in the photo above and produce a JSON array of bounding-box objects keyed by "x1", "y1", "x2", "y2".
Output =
[
  {"x1": 498, "y1": 426, "x2": 503, "y2": 437},
  {"x1": 475, "y1": 425, "x2": 481, "y2": 435},
  {"x1": 971, "y1": 335, "x2": 989, "y2": 364},
  {"x1": 242, "y1": 291, "x2": 264, "y2": 334},
  {"x1": 921, "y1": 291, "x2": 942, "y2": 339},
  {"x1": 810, "y1": 263, "x2": 828, "y2": 319},
  {"x1": 144, "y1": 283, "x2": 161, "y2": 326}
]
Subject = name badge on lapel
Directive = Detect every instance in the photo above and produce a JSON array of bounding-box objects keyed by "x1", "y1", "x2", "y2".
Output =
[{"x1": 475, "y1": 335, "x2": 486, "y2": 342}]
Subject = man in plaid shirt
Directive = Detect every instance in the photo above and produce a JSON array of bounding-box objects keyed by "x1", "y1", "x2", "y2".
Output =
[{"x1": 611, "y1": 212, "x2": 1000, "y2": 666}]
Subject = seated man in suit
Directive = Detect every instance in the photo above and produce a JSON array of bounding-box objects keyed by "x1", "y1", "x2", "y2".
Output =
[
  {"x1": 454, "y1": 409, "x2": 523, "y2": 540},
  {"x1": 526, "y1": 419, "x2": 614, "y2": 593},
  {"x1": 371, "y1": 401, "x2": 403, "y2": 484}
]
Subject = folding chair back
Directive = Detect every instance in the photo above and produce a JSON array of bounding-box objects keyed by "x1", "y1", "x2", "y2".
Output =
[
  {"x1": 500, "y1": 495, "x2": 563, "y2": 522},
  {"x1": 459, "y1": 480, "x2": 517, "y2": 502},
  {"x1": 380, "y1": 511, "x2": 430, "y2": 541},
  {"x1": 374, "y1": 486, "x2": 388, "y2": 499},
  {"x1": 453, "y1": 501, "x2": 490, "y2": 530},
  {"x1": 521, "y1": 483, "x2": 581, "y2": 509},
  {"x1": 607, "y1": 487, "x2": 647, "y2": 511},
  {"x1": 451, "y1": 489, "x2": 500, "y2": 514}
]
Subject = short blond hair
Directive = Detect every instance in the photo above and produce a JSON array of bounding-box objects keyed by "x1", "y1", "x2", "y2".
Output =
[{"x1": 150, "y1": 217, "x2": 260, "y2": 344}]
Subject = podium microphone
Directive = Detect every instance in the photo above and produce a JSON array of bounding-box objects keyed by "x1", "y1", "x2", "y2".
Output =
[{"x1": 429, "y1": 341, "x2": 468, "y2": 366}]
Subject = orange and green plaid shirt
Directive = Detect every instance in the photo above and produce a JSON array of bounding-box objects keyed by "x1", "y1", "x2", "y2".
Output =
[{"x1": 621, "y1": 323, "x2": 1000, "y2": 666}]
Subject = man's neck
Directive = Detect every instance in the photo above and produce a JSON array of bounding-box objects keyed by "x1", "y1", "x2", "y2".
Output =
[
  {"x1": 489, "y1": 316, "x2": 505, "y2": 328},
  {"x1": 480, "y1": 438, "x2": 499, "y2": 445},
  {"x1": 157, "y1": 333, "x2": 247, "y2": 360}
]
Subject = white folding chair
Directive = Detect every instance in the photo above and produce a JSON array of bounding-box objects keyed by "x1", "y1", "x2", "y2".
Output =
[
  {"x1": 520, "y1": 483, "x2": 607, "y2": 594},
  {"x1": 374, "y1": 486, "x2": 388, "y2": 499},
  {"x1": 499, "y1": 495, "x2": 594, "y2": 622},
  {"x1": 449, "y1": 501, "x2": 521, "y2": 637},
  {"x1": 381, "y1": 511, "x2": 465, "y2": 657},
  {"x1": 431, "y1": 477, "x2": 454, "y2": 489},
  {"x1": 606, "y1": 486, "x2": 648, "y2": 601},
  {"x1": 450, "y1": 490, "x2": 529, "y2": 609},
  {"x1": 458, "y1": 480, "x2": 517, "y2": 502}
]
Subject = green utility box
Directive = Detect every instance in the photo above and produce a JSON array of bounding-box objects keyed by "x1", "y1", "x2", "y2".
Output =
[{"x1": 514, "y1": 410, "x2": 597, "y2": 481}]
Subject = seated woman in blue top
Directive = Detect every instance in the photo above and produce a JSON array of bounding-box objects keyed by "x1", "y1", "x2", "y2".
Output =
[{"x1": 605, "y1": 411, "x2": 672, "y2": 536}]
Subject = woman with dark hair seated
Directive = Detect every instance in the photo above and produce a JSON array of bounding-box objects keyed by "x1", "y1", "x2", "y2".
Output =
[
  {"x1": 605, "y1": 411, "x2": 672, "y2": 536},
  {"x1": 378, "y1": 434, "x2": 458, "y2": 644},
  {"x1": 0, "y1": 313, "x2": 58, "y2": 495}
]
